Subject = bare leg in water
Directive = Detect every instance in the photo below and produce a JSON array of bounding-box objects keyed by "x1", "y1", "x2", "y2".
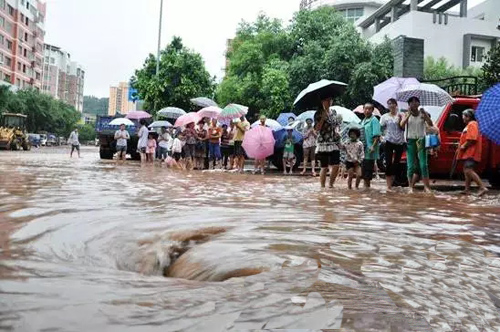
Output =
[{"x1": 329, "y1": 165, "x2": 339, "y2": 188}]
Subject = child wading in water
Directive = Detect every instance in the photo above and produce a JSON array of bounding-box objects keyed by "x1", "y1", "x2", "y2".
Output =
[
  {"x1": 283, "y1": 128, "x2": 296, "y2": 175},
  {"x1": 342, "y1": 128, "x2": 365, "y2": 189},
  {"x1": 146, "y1": 133, "x2": 157, "y2": 163}
]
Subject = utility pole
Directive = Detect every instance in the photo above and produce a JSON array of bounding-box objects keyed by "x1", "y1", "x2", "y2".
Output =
[{"x1": 154, "y1": 0, "x2": 164, "y2": 113}]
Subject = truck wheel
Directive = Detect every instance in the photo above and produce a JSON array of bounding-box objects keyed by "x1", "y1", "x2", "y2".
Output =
[
  {"x1": 22, "y1": 142, "x2": 31, "y2": 151},
  {"x1": 489, "y1": 168, "x2": 500, "y2": 189},
  {"x1": 100, "y1": 149, "x2": 114, "y2": 160},
  {"x1": 11, "y1": 141, "x2": 20, "y2": 151}
]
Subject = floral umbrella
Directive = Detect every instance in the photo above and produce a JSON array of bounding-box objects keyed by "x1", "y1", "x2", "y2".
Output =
[
  {"x1": 218, "y1": 104, "x2": 249, "y2": 121},
  {"x1": 242, "y1": 125, "x2": 276, "y2": 160}
]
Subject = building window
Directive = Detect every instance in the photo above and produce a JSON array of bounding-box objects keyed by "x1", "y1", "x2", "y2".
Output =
[
  {"x1": 23, "y1": 64, "x2": 26, "y2": 73},
  {"x1": 24, "y1": 33, "x2": 28, "y2": 42},
  {"x1": 0, "y1": 0, "x2": 5, "y2": 10},
  {"x1": 25, "y1": 17, "x2": 29, "y2": 26},
  {"x1": 8, "y1": 5, "x2": 14, "y2": 16},
  {"x1": 5, "y1": 56, "x2": 10, "y2": 66},
  {"x1": 7, "y1": 40, "x2": 12, "y2": 50},
  {"x1": 16, "y1": 78, "x2": 20, "y2": 86},
  {"x1": 6, "y1": 22, "x2": 12, "y2": 33},
  {"x1": 26, "y1": 2, "x2": 30, "y2": 10},
  {"x1": 18, "y1": 46, "x2": 22, "y2": 54},
  {"x1": 36, "y1": 72, "x2": 40, "y2": 80},
  {"x1": 0, "y1": 34, "x2": 3, "y2": 45},
  {"x1": 23, "y1": 48, "x2": 27, "y2": 57},
  {"x1": 0, "y1": 53, "x2": 3, "y2": 64},
  {"x1": 471, "y1": 46, "x2": 485, "y2": 62},
  {"x1": 0, "y1": 16, "x2": 4, "y2": 28},
  {"x1": 4, "y1": 73, "x2": 10, "y2": 82},
  {"x1": 50, "y1": 57, "x2": 55, "y2": 64},
  {"x1": 338, "y1": 7, "x2": 364, "y2": 22},
  {"x1": 17, "y1": 62, "x2": 21, "y2": 70}
]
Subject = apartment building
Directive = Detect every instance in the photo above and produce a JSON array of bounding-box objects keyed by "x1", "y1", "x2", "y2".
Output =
[
  {"x1": 0, "y1": 0, "x2": 46, "y2": 90},
  {"x1": 108, "y1": 82, "x2": 136, "y2": 116},
  {"x1": 299, "y1": 0, "x2": 500, "y2": 69},
  {"x1": 41, "y1": 43, "x2": 85, "y2": 112}
]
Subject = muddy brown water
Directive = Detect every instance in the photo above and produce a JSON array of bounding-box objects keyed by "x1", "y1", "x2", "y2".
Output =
[{"x1": 1, "y1": 147, "x2": 500, "y2": 331}]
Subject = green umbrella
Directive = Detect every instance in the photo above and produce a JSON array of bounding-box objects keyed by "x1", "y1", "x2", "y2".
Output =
[{"x1": 218, "y1": 104, "x2": 248, "y2": 121}]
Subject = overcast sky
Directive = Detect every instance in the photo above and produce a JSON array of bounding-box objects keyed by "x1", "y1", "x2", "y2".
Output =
[{"x1": 43, "y1": 0, "x2": 483, "y2": 98}]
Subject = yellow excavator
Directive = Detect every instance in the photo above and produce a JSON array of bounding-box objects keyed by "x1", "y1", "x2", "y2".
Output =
[{"x1": 0, "y1": 113, "x2": 31, "y2": 151}]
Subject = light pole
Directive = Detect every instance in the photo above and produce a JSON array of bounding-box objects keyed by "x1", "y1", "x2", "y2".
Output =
[{"x1": 154, "y1": 0, "x2": 164, "y2": 113}]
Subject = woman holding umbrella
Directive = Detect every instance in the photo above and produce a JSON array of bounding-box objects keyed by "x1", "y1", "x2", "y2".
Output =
[
  {"x1": 315, "y1": 97, "x2": 342, "y2": 188},
  {"x1": 195, "y1": 121, "x2": 208, "y2": 170}
]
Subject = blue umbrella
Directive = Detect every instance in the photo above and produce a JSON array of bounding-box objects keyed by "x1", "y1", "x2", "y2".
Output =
[
  {"x1": 276, "y1": 113, "x2": 296, "y2": 126},
  {"x1": 273, "y1": 128, "x2": 303, "y2": 148},
  {"x1": 297, "y1": 110, "x2": 316, "y2": 122},
  {"x1": 476, "y1": 83, "x2": 500, "y2": 144}
]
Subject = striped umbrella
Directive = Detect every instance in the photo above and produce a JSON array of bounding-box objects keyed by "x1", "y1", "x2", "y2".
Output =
[
  {"x1": 218, "y1": 104, "x2": 249, "y2": 121},
  {"x1": 395, "y1": 83, "x2": 454, "y2": 107},
  {"x1": 476, "y1": 83, "x2": 500, "y2": 144}
]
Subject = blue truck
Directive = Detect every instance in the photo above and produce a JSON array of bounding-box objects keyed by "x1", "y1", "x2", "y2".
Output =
[{"x1": 95, "y1": 116, "x2": 142, "y2": 160}]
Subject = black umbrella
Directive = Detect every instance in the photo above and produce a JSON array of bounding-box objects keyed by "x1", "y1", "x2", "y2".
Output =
[
  {"x1": 293, "y1": 79, "x2": 347, "y2": 110},
  {"x1": 190, "y1": 97, "x2": 218, "y2": 108}
]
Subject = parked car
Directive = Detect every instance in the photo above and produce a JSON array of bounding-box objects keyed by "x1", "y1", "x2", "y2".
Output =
[
  {"x1": 396, "y1": 97, "x2": 500, "y2": 187},
  {"x1": 39, "y1": 134, "x2": 47, "y2": 146},
  {"x1": 58, "y1": 137, "x2": 67, "y2": 145},
  {"x1": 46, "y1": 134, "x2": 57, "y2": 146},
  {"x1": 28, "y1": 133, "x2": 41, "y2": 147}
]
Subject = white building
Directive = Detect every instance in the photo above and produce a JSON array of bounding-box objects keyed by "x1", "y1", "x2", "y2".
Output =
[
  {"x1": 300, "y1": 0, "x2": 500, "y2": 69},
  {"x1": 300, "y1": 0, "x2": 385, "y2": 22}
]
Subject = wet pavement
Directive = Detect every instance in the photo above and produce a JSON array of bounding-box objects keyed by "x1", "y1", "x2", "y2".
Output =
[{"x1": 1, "y1": 147, "x2": 500, "y2": 331}]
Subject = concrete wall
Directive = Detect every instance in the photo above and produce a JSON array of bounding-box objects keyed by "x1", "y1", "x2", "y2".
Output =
[
  {"x1": 392, "y1": 36, "x2": 424, "y2": 79},
  {"x1": 468, "y1": 0, "x2": 499, "y2": 23},
  {"x1": 368, "y1": 10, "x2": 500, "y2": 68}
]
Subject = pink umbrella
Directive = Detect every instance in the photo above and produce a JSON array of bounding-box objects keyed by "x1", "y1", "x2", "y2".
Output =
[
  {"x1": 353, "y1": 105, "x2": 381, "y2": 117},
  {"x1": 197, "y1": 106, "x2": 223, "y2": 119},
  {"x1": 125, "y1": 110, "x2": 152, "y2": 120},
  {"x1": 242, "y1": 125, "x2": 275, "y2": 160},
  {"x1": 174, "y1": 112, "x2": 201, "y2": 127}
]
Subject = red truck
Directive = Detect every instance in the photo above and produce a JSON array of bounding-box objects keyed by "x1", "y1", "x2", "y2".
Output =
[{"x1": 395, "y1": 97, "x2": 500, "y2": 188}]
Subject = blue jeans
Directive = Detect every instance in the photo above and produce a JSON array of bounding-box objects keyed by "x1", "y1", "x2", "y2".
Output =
[{"x1": 209, "y1": 142, "x2": 221, "y2": 160}]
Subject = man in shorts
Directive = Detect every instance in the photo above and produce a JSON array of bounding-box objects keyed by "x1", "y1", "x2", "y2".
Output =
[
  {"x1": 114, "y1": 123, "x2": 130, "y2": 162},
  {"x1": 314, "y1": 97, "x2": 341, "y2": 188},
  {"x1": 68, "y1": 128, "x2": 81, "y2": 158},
  {"x1": 233, "y1": 116, "x2": 250, "y2": 173},
  {"x1": 360, "y1": 103, "x2": 381, "y2": 188}
]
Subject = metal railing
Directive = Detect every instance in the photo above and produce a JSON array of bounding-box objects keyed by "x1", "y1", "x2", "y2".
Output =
[{"x1": 422, "y1": 76, "x2": 479, "y2": 96}]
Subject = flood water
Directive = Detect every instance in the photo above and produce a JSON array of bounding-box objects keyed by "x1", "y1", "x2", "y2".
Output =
[{"x1": 1, "y1": 147, "x2": 500, "y2": 331}]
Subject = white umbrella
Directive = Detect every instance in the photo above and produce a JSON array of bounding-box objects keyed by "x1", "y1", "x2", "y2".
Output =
[
  {"x1": 109, "y1": 118, "x2": 134, "y2": 126},
  {"x1": 250, "y1": 119, "x2": 283, "y2": 131},
  {"x1": 149, "y1": 120, "x2": 173, "y2": 129},
  {"x1": 396, "y1": 83, "x2": 454, "y2": 107},
  {"x1": 330, "y1": 106, "x2": 360, "y2": 123},
  {"x1": 373, "y1": 77, "x2": 419, "y2": 110},
  {"x1": 191, "y1": 97, "x2": 218, "y2": 108},
  {"x1": 158, "y1": 107, "x2": 186, "y2": 119}
]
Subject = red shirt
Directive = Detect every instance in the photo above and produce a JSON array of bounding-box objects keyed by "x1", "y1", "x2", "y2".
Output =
[{"x1": 458, "y1": 121, "x2": 482, "y2": 162}]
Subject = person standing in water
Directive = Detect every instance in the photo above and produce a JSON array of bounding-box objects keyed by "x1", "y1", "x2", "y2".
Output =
[
  {"x1": 400, "y1": 96, "x2": 433, "y2": 193},
  {"x1": 301, "y1": 118, "x2": 317, "y2": 176},
  {"x1": 282, "y1": 128, "x2": 297, "y2": 175},
  {"x1": 68, "y1": 127, "x2": 81, "y2": 158},
  {"x1": 341, "y1": 128, "x2": 364, "y2": 189},
  {"x1": 114, "y1": 123, "x2": 130, "y2": 162},
  {"x1": 458, "y1": 109, "x2": 488, "y2": 196},
  {"x1": 380, "y1": 98, "x2": 405, "y2": 190},
  {"x1": 253, "y1": 115, "x2": 268, "y2": 175},
  {"x1": 233, "y1": 116, "x2": 250, "y2": 173},
  {"x1": 314, "y1": 97, "x2": 341, "y2": 188},
  {"x1": 360, "y1": 103, "x2": 381, "y2": 189},
  {"x1": 137, "y1": 119, "x2": 149, "y2": 164},
  {"x1": 157, "y1": 126, "x2": 171, "y2": 162},
  {"x1": 208, "y1": 119, "x2": 222, "y2": 170}
]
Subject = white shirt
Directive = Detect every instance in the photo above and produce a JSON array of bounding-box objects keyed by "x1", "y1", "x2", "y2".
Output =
[
  {"x1": 172, "y1": 138, "x2": 183, "y2": 153},
  {"x1": 137, "y1": 125, "x2": 149, "y2": 149},
  {"x1": 68, "y1": 131, "x2": 79, "y2": 146},
  {"x1": 158, "y1": 132, "x2": 171, "y2": 149},
  {"x1": 114, "y1": 129, "x2": 130, "y2": 146},
  {"x1": 406, "y1": 113, "x2": 426, "y2": 140}
]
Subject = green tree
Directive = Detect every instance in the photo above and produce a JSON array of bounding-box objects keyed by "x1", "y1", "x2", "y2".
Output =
[
  {"x1": 219, "y1": 7, "x2": 395, "y2": 116},
  {"x1": 481, "y1": 44, "x2": 500, "y2": 89},
  {"x1": 83, "y1": 96, "x2": 109, "y2": 115},
  {"x1": 78, "y1": 123, "x2": 96, "y2": 142},
  {"x1": 423, "y1": 56, "x2": 481, "y2": 80},
  {"x1": 131, "y1": 36, "x2": 215, "y2": 116}
]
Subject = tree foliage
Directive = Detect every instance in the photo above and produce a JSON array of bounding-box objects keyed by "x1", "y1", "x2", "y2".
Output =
[
  {"x1": 131, "y1": 36, "x2": 215, "y2": 116},
  {"x1": 217, "y1": 7, "x2": 395, "y2": 117},
  {"x1": 481, "y1": 44, "x2": 500, "y2": 89},
  {"x1": 423, "y1": 56, "x2": 481, "y2": 81},
  {"x1": 83, "y1": 96, "x2": 109, "y2": 115},
  {"x1": 0, "y1": 87, "x2": 81, "y2": 135},
  {"x1": 78, "y1": 123, "x2": 96, "y2": 142}
]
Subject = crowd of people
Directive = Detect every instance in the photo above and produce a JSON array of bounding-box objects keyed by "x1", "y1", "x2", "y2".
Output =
[{"x1": 105, "y1": 95, "x2": 488, "y2": 195}]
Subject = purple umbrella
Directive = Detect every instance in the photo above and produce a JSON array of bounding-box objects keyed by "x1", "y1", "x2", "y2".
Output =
[
  {"x1": 125, "y1": 110, "x2": 152, "y2": 120},
  {"x1": 373, "y1": 77, "x2": 419, "y2": 110}
]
